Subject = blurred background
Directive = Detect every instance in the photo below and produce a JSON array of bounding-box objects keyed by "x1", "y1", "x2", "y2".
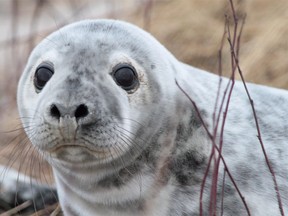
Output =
[{"x1": 0, "y1": 0, "x2": 288, "y2": 182}]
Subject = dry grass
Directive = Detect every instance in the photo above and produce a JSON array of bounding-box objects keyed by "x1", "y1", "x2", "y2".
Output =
[{"x1": 127, "y1": 0, "x2": 288, "y2": 89}]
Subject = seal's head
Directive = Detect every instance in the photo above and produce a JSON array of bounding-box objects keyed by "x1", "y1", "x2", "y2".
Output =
[{"x1": 17, "y1": 20, "x2": 181, "y2": 167}]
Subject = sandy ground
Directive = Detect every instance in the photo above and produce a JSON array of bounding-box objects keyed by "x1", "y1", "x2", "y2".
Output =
[{"x1": 0, "y1": 0, "x2": 287, "y2": 212}]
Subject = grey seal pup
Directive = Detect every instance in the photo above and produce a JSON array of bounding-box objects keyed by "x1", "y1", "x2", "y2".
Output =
[{"x1": 7, "y1": 19, "x2": 288, "y2": 215}]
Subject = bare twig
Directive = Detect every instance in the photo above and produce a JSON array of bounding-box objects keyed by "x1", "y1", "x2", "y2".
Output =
[
  {"x1": 50, "y1": 204, "x2": 62, "y2": 216},
  {"x1": 28, "y1": 0, "x2": 46, "y2": 51},
  {"x1": 30, "y1": 203, "x2": 61, "y2": 216},
  {"x1": 143, "y1": 0, "x2": 154, "y2": 30},
  {"x1": 212, "y1": 20, "x2": 227, "y2": 131},
  {"x1": 220, "y1": 168, "x2": 226, "y2": 216},
  {"x1": 0, "y1": 201, "x2": 32, "y2": 216}
]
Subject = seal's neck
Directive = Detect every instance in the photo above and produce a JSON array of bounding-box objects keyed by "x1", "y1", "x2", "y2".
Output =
[{"x1": 52, "y1": 149, "x2": 175, "y2": 215}]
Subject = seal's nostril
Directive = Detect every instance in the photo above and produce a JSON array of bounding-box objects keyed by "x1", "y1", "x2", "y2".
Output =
[
  {"x1": 75, "y1": 104, "x2": 89, "y2": 119},
  {"x1": 49, "y1": 103, "x2": 88, "y2": 120},
  {"x1": 50, "y1": 104, "x2": 61, "y2": 119}
]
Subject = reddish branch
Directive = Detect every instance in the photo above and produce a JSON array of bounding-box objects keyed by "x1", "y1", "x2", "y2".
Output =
[
  {"x1": 227, "y1": 0, "x2": 284, "y2": 215},
  {"x1": 220, "y1": 168, "x2": 226, "y2": 216},
  {"x1": 228, "y1": 29, "x2": 285, "y2": 216},
  {"x1": 208, "y1": 1, "x2": 244, "y2": 214},
  {"x1": 175, "y1": 81, "x2": 251, "y2": 216}
]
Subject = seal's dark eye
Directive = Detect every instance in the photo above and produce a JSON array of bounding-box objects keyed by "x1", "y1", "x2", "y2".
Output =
[
  {"x1": 34, "y1": 62, "x2": 54, "y2": 91},
  {"x1": 112, "y1": 64, "x2": 139, "y2": 91}
]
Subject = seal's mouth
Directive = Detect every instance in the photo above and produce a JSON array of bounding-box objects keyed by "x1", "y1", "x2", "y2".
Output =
[
  {"x1": 48, "y1": 144, "x2": 107, "y2": 153},
  {"x1": 46, "y1": 144, "x2": 113, "y2": 162}
]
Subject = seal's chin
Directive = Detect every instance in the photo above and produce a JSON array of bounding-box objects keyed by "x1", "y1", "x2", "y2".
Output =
[{"x1": 47, "y1": 145, "x2": 111, "y2": 163}]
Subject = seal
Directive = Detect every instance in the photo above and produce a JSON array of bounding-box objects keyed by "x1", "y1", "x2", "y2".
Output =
[{"x1": 9, "y1": 19, "x2": 288, "y2": 215}]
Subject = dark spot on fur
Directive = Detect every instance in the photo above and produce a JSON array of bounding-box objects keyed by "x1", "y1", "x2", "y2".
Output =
[
  {"x1": 175, "y1": 172, "x2": 189, "y2": 185},
  {"x1": 129, "y1": 44, "x2": 137, "y2": 53},
  {"x1": 192, "y1": 110, "x2": 205, "y2": 128},
  {"x1": 176, "y1": 123, "x2": 188, "y2": 142},
  {"x1": 151, "y1": 64, "x2": 155, "y2": 69},
  {"x1": 171, "y1": 151, "x2": 205, "y2": 185},
  {"x1": 65, "y1": 76, "x2": 81, "y2": 88},
  {"x1": 98, "y1": 42, "x2": 108, "y2": 48},
  {"x1": 175, "y1": 111, "x2": 202, "y2": 143},
  {"x1": 71, "y1": 64, "x2": 96, "y2": 82},
  {"x1": 138, "y1": 129, "x2": 166, "y2": 168},
  {"x1": 98, "y1": 164, "x2": 140, "y2": 188},
  {"x1": 79, "y1": 49, "x2": 87, "y2": 56},
  {"x1": 223, "y1": 184, "x2": 235, "y2": 196}
]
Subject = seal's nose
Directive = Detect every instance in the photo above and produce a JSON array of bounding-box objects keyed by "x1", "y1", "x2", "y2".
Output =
[{"x1": 49, "y1": 103, "x2": 89, "y2": 121}]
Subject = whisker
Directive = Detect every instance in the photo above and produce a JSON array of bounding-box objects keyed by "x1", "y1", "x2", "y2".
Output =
[{"x1": 113, "y1": 126, "x2": 145, "y2": 157}]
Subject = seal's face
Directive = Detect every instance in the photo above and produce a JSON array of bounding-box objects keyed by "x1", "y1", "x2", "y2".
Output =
[{"x1": 17, "y1": 20, "x2": 177, "y2": 166}]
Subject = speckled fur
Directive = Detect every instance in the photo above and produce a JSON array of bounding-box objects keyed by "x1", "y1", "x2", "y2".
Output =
[{"x1": 5, "y1": 20, "x2": 288, "y2": 215}]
